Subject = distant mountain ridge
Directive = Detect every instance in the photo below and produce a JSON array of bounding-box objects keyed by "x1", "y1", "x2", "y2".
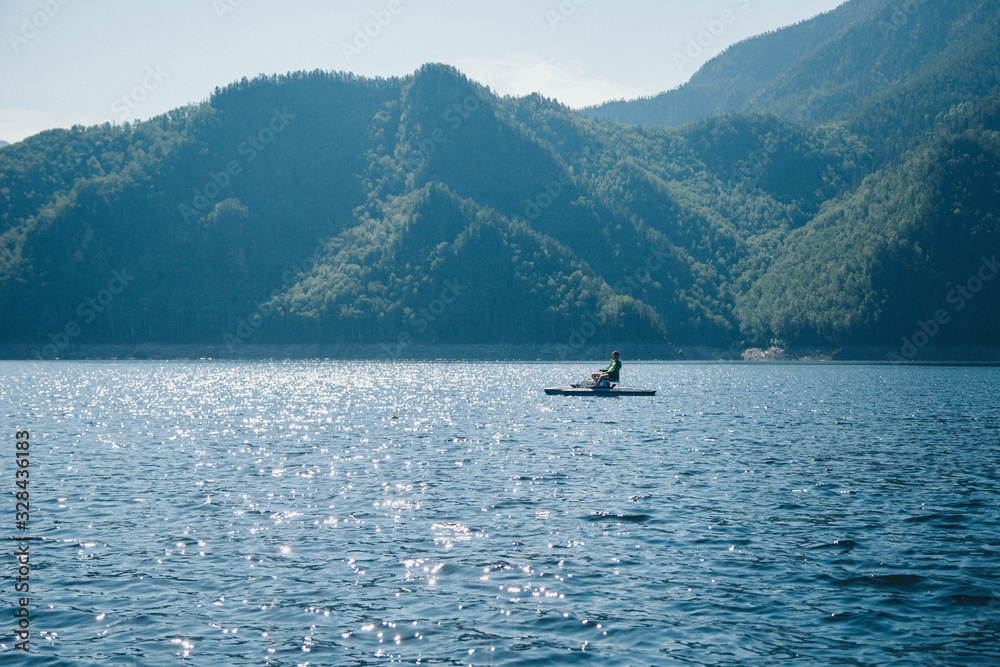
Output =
[
  {"x1": 1, "y1": 0, "x2": 999, "y2": 357},
  {"x1": 583, "y1": 0, "x2": 1000, "y2": 142}
]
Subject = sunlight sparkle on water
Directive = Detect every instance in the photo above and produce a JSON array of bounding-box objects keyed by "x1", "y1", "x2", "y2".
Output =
[{"x1": 1, "y1": 360, "x2": 997, "y2": 664}]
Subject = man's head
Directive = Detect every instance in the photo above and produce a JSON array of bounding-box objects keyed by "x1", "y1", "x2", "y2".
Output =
[{"x1": 612, "y1": 351, "x2": 620, "y2": 359}]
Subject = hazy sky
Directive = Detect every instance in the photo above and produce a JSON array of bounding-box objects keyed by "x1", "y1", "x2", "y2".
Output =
[{"x1": 1, "y1": 0, "x2": 847, "y2": 144}]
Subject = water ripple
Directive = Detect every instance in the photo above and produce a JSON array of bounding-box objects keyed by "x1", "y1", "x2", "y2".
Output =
[{"x1": 0, "y1": 360, "x2": 998, "y2": 664}]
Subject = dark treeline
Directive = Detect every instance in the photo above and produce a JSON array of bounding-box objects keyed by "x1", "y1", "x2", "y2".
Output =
[{"x1": 1, "y1": 0, "x2": 999, "y2": 355}]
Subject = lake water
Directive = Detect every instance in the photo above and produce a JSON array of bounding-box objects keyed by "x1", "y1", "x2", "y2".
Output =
[{"x1": 1, "y1": 360, "x2": 998, "y2": 665}]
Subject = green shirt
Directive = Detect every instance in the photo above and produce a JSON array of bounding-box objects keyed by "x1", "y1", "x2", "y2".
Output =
[{"x1": 603, "y1": 358, "x2": 621, "y2": 380}]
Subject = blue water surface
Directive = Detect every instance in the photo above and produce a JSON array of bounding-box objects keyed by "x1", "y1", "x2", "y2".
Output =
[{"x1": 1, "y1": 360, "x2": 998, "y2": 665}]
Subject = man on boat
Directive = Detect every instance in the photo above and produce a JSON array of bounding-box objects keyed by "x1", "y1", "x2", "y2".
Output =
[{"x1": 591, "y1": 351, "x2": 621, "y2": 387}]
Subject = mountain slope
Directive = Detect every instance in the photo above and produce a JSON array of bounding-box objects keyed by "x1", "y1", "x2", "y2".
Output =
[
  {"x1": 269, "y1": 182, "x2": 668, "y2": 344},
  {"x1": 2, "y1": 1, "x2": 1000, "y2": 356},
  {"x1": 585, "y1": 0, "x2": 872, "y2": 126},
  {"x1": 737, "y1": 96, "x2": 1000, "y2": 346},
  {"x1": 584, "y1": 0, "x2": 1000, "y2": 151}
]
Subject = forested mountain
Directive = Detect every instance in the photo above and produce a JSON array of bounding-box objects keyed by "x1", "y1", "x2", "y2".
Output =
[
  {"x1": 585, "y1": 0, "x2": 1000, "y2": 150},
  {"x1": 1, "y1": 0, "x2": 998, "y2": 357}
]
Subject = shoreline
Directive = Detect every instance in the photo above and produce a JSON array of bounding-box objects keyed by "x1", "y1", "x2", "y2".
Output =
[{"x1": 3, "y1": 342, "x2": 1000, "y2": 363}]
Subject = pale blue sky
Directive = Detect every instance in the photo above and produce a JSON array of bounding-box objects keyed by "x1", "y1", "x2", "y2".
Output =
[{"x1": 1, "y1": 0, "x2": 847, "y2": 144}]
